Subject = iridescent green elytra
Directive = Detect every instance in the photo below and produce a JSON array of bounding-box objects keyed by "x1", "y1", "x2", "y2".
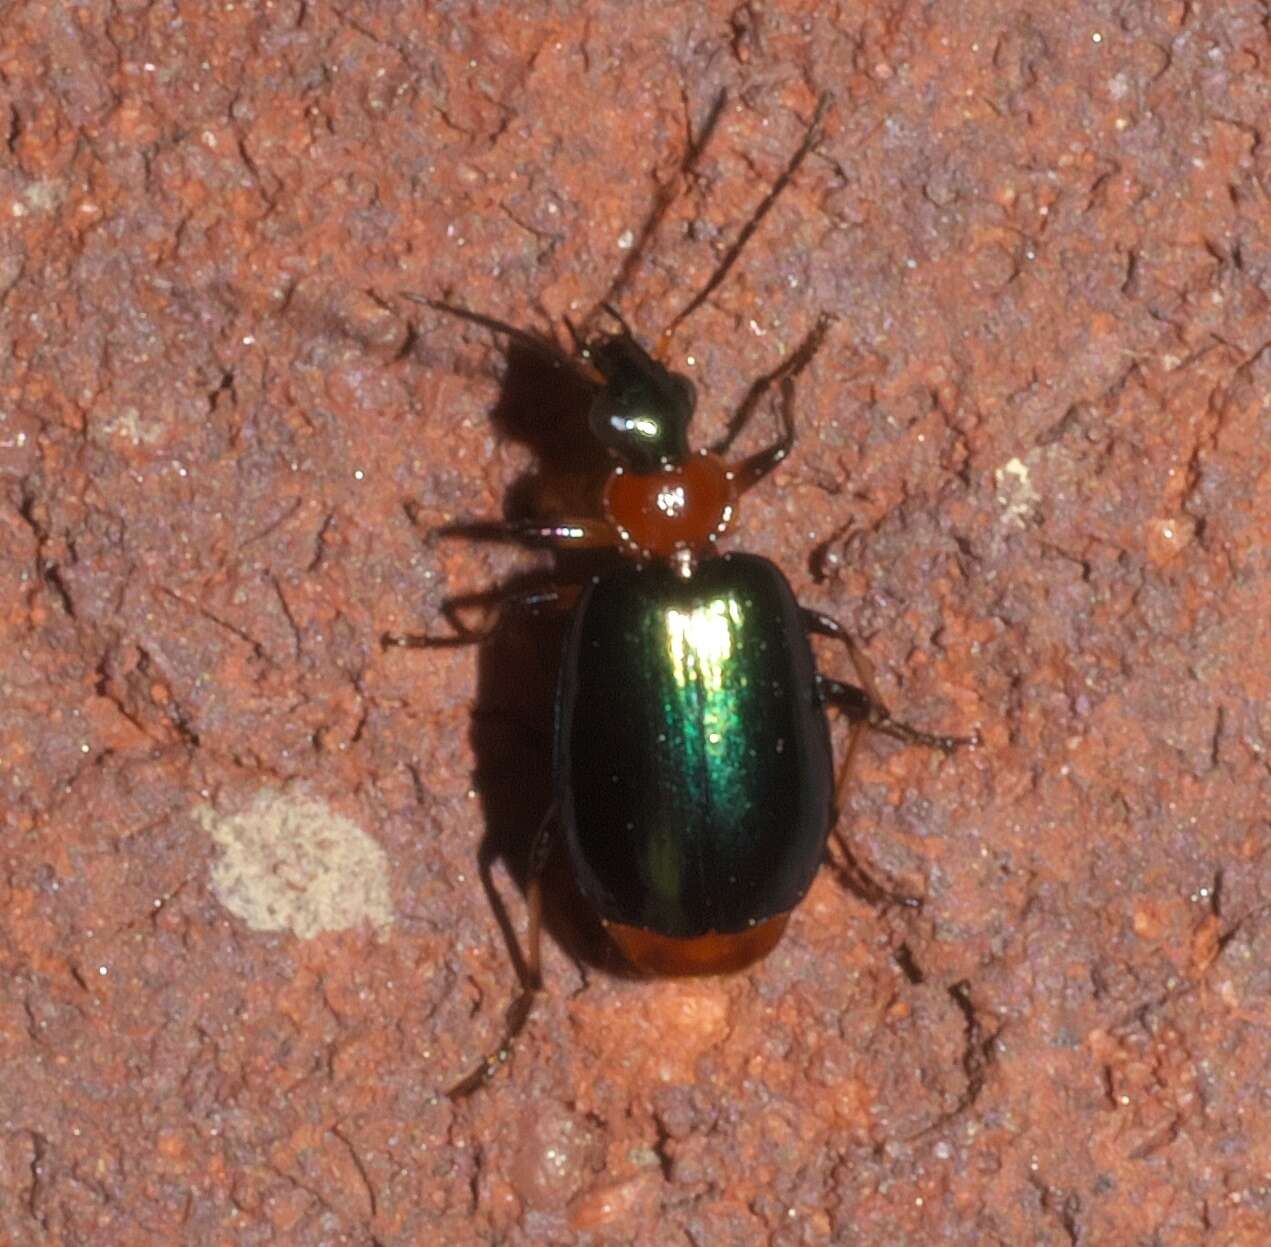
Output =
[{"x1": 559, "y1": 552, "x2": 835, "y2": 938}]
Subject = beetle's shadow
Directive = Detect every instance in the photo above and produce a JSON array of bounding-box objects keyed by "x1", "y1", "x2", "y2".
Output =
[{"x1": 453, "y1": 339, "x2": 641, "y2": 982}]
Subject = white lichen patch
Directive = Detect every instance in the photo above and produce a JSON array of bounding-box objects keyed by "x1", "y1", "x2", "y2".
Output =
[
  {"x1": 195, "y1": 789, "x2": 394, "y2": 938},
  {"x1": 20, "y1": 180, "x2": 66, "y2": 214},
  {"x1": 994, "y1": 456, "x2": 1041, "y2": 526},
  {"x1": 95, "y1": 405, "x2": 165, "y2": 446}
]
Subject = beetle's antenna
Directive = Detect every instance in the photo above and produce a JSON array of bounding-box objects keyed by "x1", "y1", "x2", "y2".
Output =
[
  {"x1": 585, "y1": 89, "x2": 728, "y2": 335},
  {"x1": 402, "y1": 293, "x2": 603, "y2": 387},
  {"x1": 598, "y1": 302, "x2": 637, "y2": 338},
  {"x1": 657, "y1": 93, "x2": 831, "y2": 353}
]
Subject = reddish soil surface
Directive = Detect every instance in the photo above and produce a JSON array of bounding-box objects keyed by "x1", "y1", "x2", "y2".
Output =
[{"x1": 2, "y1": 2, "x2": 1268, "y2": 1244}]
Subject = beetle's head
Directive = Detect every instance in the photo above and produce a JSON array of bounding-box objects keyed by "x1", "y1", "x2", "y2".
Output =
[{"x1": 584, "y1": 333, "x2": 695, "y2": 472}]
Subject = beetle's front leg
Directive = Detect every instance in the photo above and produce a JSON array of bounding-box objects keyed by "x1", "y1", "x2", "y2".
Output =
[{"x1": 714, "y1": 314, "x2": 834, "y2": 494}]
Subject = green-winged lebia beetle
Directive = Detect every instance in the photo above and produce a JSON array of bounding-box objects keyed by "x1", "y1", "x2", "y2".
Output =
[{"x1": 387, "y1": 94, "x2": 975, "y2": 1095}]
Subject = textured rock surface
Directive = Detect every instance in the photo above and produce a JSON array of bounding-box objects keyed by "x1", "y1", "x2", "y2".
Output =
[{"x1": 2, "y1": 1, "x2": 1268, "y2": 1244}]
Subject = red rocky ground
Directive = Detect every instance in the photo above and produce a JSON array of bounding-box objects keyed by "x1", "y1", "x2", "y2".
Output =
[{"x1": 1, "y1": 2, "x2": 1268, "y2": 1244}]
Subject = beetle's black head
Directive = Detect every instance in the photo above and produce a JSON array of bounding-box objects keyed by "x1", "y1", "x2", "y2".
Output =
[{"x1": 584, "y1": 332, "x2": 696, "y2": 473}]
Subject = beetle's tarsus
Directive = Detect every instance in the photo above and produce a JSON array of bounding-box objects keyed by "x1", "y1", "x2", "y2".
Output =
[
  {"x1": 868, "y1": 709, "x2": 976, "y2": 755},
  {"x1": 446, "y1": 986, "x2": 540, "y2": 1100}
]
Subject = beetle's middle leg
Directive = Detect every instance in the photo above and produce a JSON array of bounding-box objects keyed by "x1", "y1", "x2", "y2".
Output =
[
  {"x1": 803, "y1": 608, "x2": 975, "y2": 757},
  {"x1": 381, "y1": 579, "x2": 580, "y2": 650},
  {"x1": 803, "y1": 607, "x2": 975, "y2": 900},
  {"x1": 380, "y1": 512, "x2": 607, "y2": 650}
]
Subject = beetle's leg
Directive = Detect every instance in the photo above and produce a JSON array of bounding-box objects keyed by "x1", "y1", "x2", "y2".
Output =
[
  {"x1": 382, "y1": 580, "x2": 580, "y2": 650},
  {"x1": 803, "y1": 608, "x2": 977, "y2": 754},
  {"x1": 817, "y1": 677, "x2": 881, "y2": 803},
  {"x1": 717, "y1": 314, "x2": 834, "y2": 493},
  {"x1": 447, "y1": 802, "x2": 558, "y2": 1099},
  {"x1": 816, "y1": 676, "x2": 921, "y2": 910},
  {"x1": 811, "y1": 613, "x2": 973, "y2": 909},
  {"x1": 436, "y1": 517, "x2": 619, "y2": 550}
]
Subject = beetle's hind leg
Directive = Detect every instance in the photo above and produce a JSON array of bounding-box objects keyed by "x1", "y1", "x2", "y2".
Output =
[{"x1": 447, "y1": 802, "x2": 558, "y2": 1098}]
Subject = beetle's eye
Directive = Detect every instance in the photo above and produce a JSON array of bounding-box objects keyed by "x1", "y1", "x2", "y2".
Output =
[{"x1": 670, "y1": 374, "x2": 696, "y2": 416}]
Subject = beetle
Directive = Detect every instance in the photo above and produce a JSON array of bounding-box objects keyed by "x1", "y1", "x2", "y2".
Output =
[{"x1": 387, "y1": 94, "x2": 974, "y2": 1094}]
